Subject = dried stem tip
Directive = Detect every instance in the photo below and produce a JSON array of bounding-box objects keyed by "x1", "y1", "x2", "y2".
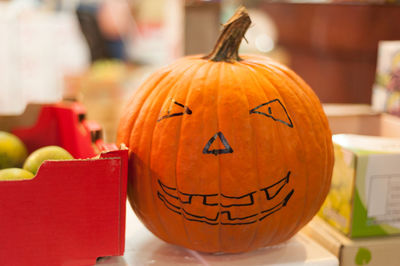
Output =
[{"x1": 203, "y1": 6, "x2": 251, "y2": 63}]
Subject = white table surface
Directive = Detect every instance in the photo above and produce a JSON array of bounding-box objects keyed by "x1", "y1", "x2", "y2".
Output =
[{"x1": 96, "y1": 206, "x2": 338, "y2": 266}]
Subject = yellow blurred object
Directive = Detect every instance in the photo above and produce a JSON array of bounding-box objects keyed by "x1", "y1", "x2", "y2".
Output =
[
  {"x1": 0, "y1": 168, "x2": 34, "y2": 181},
  {"x1": 319, "y1": 143, "x2": 355, "y2": 234},
  {"x1": 88, "y1": 60, "x2": 128, "y2": 83},
  {"x1": 23, "y1": 146, "x2": 73, "y2": 175},
  {"x1": 0, "y1": 131, "x2": 28, "y2": 169}
]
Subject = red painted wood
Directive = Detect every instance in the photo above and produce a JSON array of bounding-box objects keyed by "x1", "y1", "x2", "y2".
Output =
[{"x1": 0, "y1": 103, "x2": 127, "y2": 266}]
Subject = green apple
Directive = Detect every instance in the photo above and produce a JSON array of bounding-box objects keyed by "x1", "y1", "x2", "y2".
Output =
[
  {"x1": 0, "y1": 168, "x2": 34, "y2": 181},
  {"x1": 23, "y1": 146, "x2": 73, "y2": 175},
  {"x1": 0, "y1": 131, "x2": 28, "y2": 169}
]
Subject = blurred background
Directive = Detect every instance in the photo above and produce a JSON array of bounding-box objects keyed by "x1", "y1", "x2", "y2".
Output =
[
  {"x1": 2, "y1": 2, "x2": 400, "y2": 264},
  {"x1": 1, "y1": 0, "x2": 400, "y2": 142}
]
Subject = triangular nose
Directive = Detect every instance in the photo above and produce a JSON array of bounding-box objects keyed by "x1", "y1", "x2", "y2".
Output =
[{"x1": 203, "y1": 132, "x2": 233, "y2": 156}]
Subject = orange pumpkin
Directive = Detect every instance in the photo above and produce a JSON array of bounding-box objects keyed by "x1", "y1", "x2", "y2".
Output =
[{"x1": 117, "y1": 7, "x2": 333, "y2": 253}]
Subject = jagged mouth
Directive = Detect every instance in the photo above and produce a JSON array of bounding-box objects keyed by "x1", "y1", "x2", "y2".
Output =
[{"x1": 157, "y1": 171, "x2": 294, "y2": 225}]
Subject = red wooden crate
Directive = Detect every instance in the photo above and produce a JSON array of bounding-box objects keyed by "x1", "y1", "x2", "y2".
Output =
[{"x1": 0, "y1": 102, "x2": 127, "y2": 266}]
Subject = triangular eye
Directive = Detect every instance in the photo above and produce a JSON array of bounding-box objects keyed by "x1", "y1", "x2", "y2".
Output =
[
  {"x1": 203, "y1": 132, "x2": 233, "y2": 156},
  {"x1": 158, "y1": 99, "x2": 192, "y2": 122},
  {"x1": 250, "y1": 99, "x2": 293, "y2": 128}
]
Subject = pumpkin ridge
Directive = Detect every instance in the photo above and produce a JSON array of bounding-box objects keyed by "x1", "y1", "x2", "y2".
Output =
[
  {"x1": 271, "y1": 65, "x2": 334, "y2": 221},
  {"x1": 240, "y1": 62, "x2": 298, "y2": 247},
  {"x1": 156, "y1": 60, "x2": 210, "y2": 247},
  {"x1": 267, "y1": 70, "x2": 314, "y2": 242},
  {"x1": 197, "y1": 62, "x2": 223, "y2": 252},
  {"x1": 248, "y1": 61, "x2": 315, "y2": 245},
  {"x1": 282, "y1": 80, "x2": 330, "y2": 238},
  {"x1": 126, "y1": 61, "x2": 194, "y2": 149},
  {"x1": 123, "y1": 68, "x2": 180, "y2": 236},
  {"x1": 257, "y1": 62, "x2": 329, "y2": 241},
  {"x1": 265, "y1": 62, "x2": 331, "y2": 221},
  {"x1": 128, "y1": 59, "x2": 199, "y2": 148},
  {"x1": 241, "y1": 64, "x2": 278, "y2": 249},
  {"x1": 217, "y1": 63, "x2": 253, "y2": 252},
  {"x1": 131, "y1": 61, "x2": 200, "y2": 241},
  {"x1": 229, "y1": 63, "x2": 263, "y2": 251},
  {"x1": 135, "y1": 85, "x2": 176, "y2": 241},
  {"x1": 206, "y1": 62, "x2": 225, "y2": 252},
  {"x1": 255, "y1": 64, "x2": 314, "y2": 244},
  {"x1": 171, "y1": 60, "x2": 211, "y2": 250},
  {"x1": 235, "y1": 63, "x2": 270, "y2": 248},
  {"x1": 117, "y1": 68, "x2": 173, "y2": 147},
  {"x1": 215, "y1": 62, "x2": 223, "y2": 252},
  {"x1": 272, "y1": 64, "x2": 334, "y2": 200},
  {"x1": 121, "y1": 60, "x2": 194, "y2": 143}
]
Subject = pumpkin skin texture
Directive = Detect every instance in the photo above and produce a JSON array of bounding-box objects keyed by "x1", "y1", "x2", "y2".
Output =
[{"x1": 117, "y1": 9, "x2": 333, "y2": 254}]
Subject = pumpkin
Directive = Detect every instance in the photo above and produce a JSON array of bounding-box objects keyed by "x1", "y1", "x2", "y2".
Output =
[{"x1": 117, "y1": 7, "x2": 333, "y2": 253}]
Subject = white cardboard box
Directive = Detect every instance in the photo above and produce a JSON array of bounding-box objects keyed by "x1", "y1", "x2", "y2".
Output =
[
  {"x1": 303, "y1": 216, "x2": 400, "y2": 266},
  {"x1": 319, "y1": 104, "x2": 400, "y2": 238}
]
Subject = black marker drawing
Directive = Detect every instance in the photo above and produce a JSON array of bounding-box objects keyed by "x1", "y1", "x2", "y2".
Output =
[
  {"x1": 158, "y1": 99, "x2": 192, "y2": 122},
  {"x1": 260, "y1": 171, "x2": 291, "y2": 200},
  {"x1": 259, "y1": 189, "x2": 294, "y2": 221},
  {"x1": 250, "y1": 99, "x2": 293, "y2": 128},
  {"x1": 157, "y1": 171, "x2": 294, "y2": 225},
  {"x1": 220, "y1": 192, "x2": 255, "y2": 208},
  {"x1": 203, "y1": 132, "x2": 233, "y2": 156}
]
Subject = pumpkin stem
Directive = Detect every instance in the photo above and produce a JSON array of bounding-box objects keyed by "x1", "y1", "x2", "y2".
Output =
[{"x1": 203, "y1": 6, "x2": 251, "y2": 63}]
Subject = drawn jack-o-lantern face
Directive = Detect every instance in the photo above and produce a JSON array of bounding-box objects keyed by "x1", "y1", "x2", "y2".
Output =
[
  {"x1": 117, "y1": 8, "x2": 333, "y2": 254},
  {"x1": 117, "y1": 58, "x2": 332, "y2": 252},
  {"x1": 156, "y1": 98, "x2": 295, "y2": 226}
]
